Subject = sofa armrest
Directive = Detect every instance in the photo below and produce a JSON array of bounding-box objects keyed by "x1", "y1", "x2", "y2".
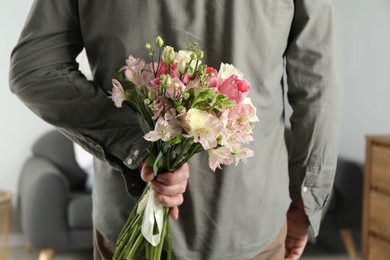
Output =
[
  {"x1": 331, "y1": 157, "x2": 364, "y2": 230},
  {"x1": 18, "y1": 156, "x2": 71, "y2": 248}
]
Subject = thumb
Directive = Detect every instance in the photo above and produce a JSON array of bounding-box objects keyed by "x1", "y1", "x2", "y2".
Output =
[{"x1": 140, "y1": 159, "x2": 154, "y2": 182}]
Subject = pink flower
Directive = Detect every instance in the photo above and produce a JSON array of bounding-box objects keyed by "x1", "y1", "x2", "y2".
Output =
[
  {"x1": 144, "y1": 117, "x2": 182, "y2": 142},
  {"x1": 125, "y1": 55, "x2": 145, "y2": 71},
  {"x1": 110, "y1": 79, "x2": 126, "y2": 108},
  {"x1": 181, "y1": 73, "x2": 191, "y2": 85},
  {"x1": 156, "y1": 63, "x2": 169, "y2": 78},
  {"x1": 120, "y1": 56, "x2": 145, "y2": 86},
  {"x1": 165, "y1": 78, "x2": 185, "y2": 98},
  {"x1": 218, "y1": 75, "x2": 251, "y2": 104},
  {"x1": 147, "y1": 78, "x2": 161, "y2": 92},
  {"x1": 208, "y1": 146, "x2": 234, "y2": 171},
  {"x1": 149, "y1": 97, "x2": 172, "y2": 120},
  {"x1": 205, "y1": 67, "x2": 219, "y2": 89},
  {"x1": 241, "y1": 98, "x2": 259, "y2": 123},
  {"x1": 169, "y1": 62, "x2": 181, "y2": 80},
  {"x1": 218, "y1": 102, "x2": 257, "y2": 149}
]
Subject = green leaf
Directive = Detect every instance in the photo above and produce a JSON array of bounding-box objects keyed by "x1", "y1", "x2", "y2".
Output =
[
  {"x1": 153, "y1": 151, "x2": 164, "y2": 176},
  {"x1": 166, "y1": 136, "x2": 181, "y2": 148},
  {"x1": 137, "y1": 113, "x2": 152, "y2": 134},
  {"x1": 216, "y1": 94, "x2": 235, "y2": 108}
]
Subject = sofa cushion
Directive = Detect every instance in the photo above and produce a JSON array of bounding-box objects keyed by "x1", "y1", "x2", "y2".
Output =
[
  {"x1": 67, "y1": 193, "x2": 93, "y2": 229},
  {"x1": 32, "y1": 130, "x2": 87, "y2": 190}
]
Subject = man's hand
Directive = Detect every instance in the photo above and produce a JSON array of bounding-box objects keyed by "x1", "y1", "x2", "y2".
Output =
[
  {"x1": 140, "y1": 160, "x2": 189, "y2": 220},
  {"x1": 285, "y1": 197, "x2": 309, "y2": 260}
]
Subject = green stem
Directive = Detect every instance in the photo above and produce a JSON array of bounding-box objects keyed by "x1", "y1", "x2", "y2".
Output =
[
  {"x1": 167, "y1": 210, "x2": 172, "y2": 260},
  {"x1": 145, "y1": 242, "x2": 151, "y2": 260},
  {"x1": 169, "y1": 139, "x2": 191, "y2": 171},
  {"x1": 156, "y1": 47, "x2": 162, "y2": 77},
  {"x1": 116, "y1": 224, "x2": 140, "y2": 260},
  {"x1": 154, "y1": 207, "x2": 170, "y2": 260},
  {"x1": 114, "y1": 185, "x2": 151, "y2": 259},
  {"x1": 126, "y1": 229, "x2": 144, "y2": 259},
  {"x1": 134, "y1": 240, "x2": 147, "y2": 260}
]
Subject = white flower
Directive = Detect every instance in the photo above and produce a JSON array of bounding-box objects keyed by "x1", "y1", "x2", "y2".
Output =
[
  {"x1": 175, "y1": 50, "x2": 198, "y2": 74},
  {"x1": 183, "y1": 108, "x2": 223, "y2": 150},
  {"x1": 218, "y1": 63, "x2": 244, "y2": 80},
  {"x1": 234, "y1": 146, "x2": 255, "y2": 165},
  {"x1": 208, "y1": 147, "x2": 234, "y2": 171},
  {"x1": 144, "y1": 117, "x2": 182, "y2": 142}
]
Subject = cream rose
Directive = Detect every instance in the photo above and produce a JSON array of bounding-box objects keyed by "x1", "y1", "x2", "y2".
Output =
[
  {"x1": 175, "y1": 50, "x2": 198, "y2": 74},
  {"x1": 218, "y1": 63, "x2": 244, "y2": 80}
]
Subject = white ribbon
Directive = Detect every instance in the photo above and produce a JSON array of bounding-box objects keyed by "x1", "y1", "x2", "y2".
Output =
[{"x1": 139, "y1": 189, "x2": 164, "y2": 246}]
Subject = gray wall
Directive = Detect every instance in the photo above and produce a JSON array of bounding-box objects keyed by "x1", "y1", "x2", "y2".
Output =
[{"x1": 1, "y1": 0, "x2": 390, "y2": 235}]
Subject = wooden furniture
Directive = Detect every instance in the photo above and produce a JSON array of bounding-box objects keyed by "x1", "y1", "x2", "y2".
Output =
[
  {"x1": 363, "y1": 136, "x2": 390, "y2": 260},
  {"x1": 340, "y1": 228, "x2": 358, "y2": 260},
  {"x1": 0, "y1": 191, "x2": 11, "y2": 260}
]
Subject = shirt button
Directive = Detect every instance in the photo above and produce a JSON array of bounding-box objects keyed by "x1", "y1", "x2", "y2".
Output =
[
  {"x1": 302, "y1": 186, "x2": 308, "y2": 193},
  {"x1": 134, "y1": 150, "x2": 139, "y2": 156},
  {"x1": 127, "y1": 158, "x2": 133, "y2": 165}
]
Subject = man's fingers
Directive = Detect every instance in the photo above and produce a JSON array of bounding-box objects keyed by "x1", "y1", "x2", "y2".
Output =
[
  {"x1": 285, "y1": 248, "x2": 303, "y2": 260},
  {"x1": 151, "y1": 179, "x2": 187, "y2": 196},
  {"x1": 154, "y1": 192, "x2": 184, "y2": 208},
  {"x1": 156, "y1": 163, "x2": 189, "y2": 185},
  {"x1": 139, "y1": 160, "x2": 188, "y2": 221},
  {"x1": 169, "y1": 206, "x2": 179, "y2": 220}
]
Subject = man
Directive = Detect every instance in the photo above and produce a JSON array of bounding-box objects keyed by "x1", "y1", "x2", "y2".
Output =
[{"x1": 9, "y1": 0, "x2": 341, "y2": 259}]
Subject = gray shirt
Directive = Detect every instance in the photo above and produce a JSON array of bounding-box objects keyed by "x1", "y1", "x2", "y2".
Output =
[{"x1": 9, "y1": 0, "x2": 341, "y2": 259}]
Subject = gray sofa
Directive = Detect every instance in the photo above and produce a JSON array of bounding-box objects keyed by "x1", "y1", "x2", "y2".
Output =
[
  {"x1": 312, "y1": 156, "x2": 364, "y2": 258},
  {"x1": 18, "y1": 130, "x2": 93, "y2": 258}
]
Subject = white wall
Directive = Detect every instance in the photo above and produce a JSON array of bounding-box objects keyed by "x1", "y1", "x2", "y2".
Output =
[
  {"x1": 1, "y1": 0, "x2": 389, "y2": 235},
  {"x1": 335, "y1": 0, "x2": 390, "y2": 162},
  {"x1": 1, "y1": 1, "x2": 52, "y2": 196}
]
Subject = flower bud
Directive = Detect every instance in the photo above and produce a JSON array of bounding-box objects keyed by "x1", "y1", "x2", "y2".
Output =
[
  {"x1": 156, "y1": 36, "x2": 164, "y2": 47},
  {"x1": 183, "y1": 92, "x2": 190, "y2": 100},
  {"x1": 190, "y1": 52, "x2": 197, "y2": 60},
  {"x1": 161, "y1": 75, "x2": 171, "y2": 88},
  {"x1": 144, "y1": 98, "x2": 151, "y2": 105},
  {"x1": 162, "y1": 46, "x2": 176, "y2": 64},
  {"x1": 145, "y1": 43, "x2": 152, "y2": 50},
  {"x1": 172, "y1": 82, "x2": 179, "y2": 90},
  {"x1": 148, "y1": 90, "x2": 156, "y2": 101},
  {"x1": 197, "y1": 51, "x2": 204, "y2": 60}
]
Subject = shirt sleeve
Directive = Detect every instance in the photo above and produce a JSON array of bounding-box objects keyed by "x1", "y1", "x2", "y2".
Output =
[
  {"x1": 285, "y1": 0, "x2": 342, "y2": 237},
  {"x1": 9, "y1": 0, "x2": 147, "y2": 196}
]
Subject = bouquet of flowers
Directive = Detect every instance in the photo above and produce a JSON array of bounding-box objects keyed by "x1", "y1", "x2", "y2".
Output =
[{"x1": 110, "y1": 36, "x2": 258, "y2": 259}]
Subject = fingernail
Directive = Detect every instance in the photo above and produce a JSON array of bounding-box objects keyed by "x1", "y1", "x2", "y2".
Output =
[{"x1": 158, "y1": 196, "x2": 164, "y2": 203}]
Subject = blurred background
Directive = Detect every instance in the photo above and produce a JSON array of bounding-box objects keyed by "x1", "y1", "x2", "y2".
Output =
[{"x1": 1, "y1": 0, "x2": 389, "y2": 259}]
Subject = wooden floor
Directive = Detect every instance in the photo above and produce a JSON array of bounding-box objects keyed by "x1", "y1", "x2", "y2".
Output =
[
  {"x1": 6, "y1": 247, "x2": 359, "y2": 260},
  {"x1": 7, "y1": 247, "x2": 93, "y2": 260}
]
